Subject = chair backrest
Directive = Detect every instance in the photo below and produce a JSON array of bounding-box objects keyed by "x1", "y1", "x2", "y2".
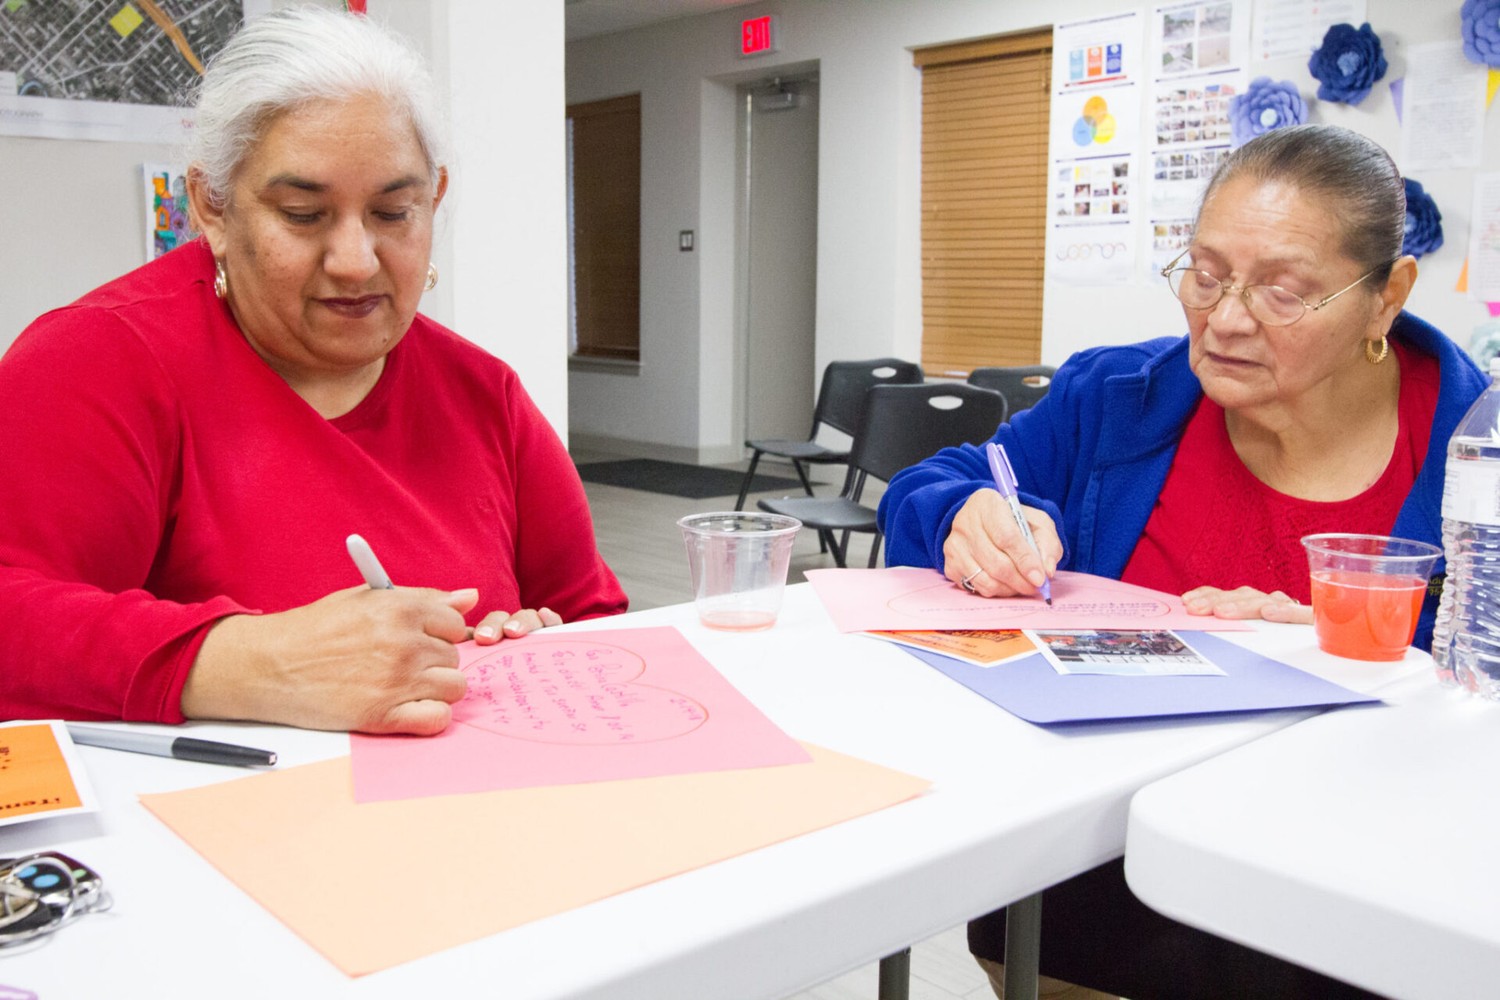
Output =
[
  {"x1": 966, "y1": 365, "x2": 1057, "y2": 417},
  {"x1": 814, "y1": 358, "x2": 925, "y2": 438},
  {"x1": 849, "y1": 383, "x2": 1007, "y2": 485}
]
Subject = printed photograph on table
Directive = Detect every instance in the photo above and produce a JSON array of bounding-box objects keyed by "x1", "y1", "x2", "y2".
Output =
[{"x1": 1029, "y1": 629, "x2": 1226, "y2": 676}]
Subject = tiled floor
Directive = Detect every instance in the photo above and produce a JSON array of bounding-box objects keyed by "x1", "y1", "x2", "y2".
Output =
[{"x1": 573, "y1": 449, "x2": 995, "y2": 1000}]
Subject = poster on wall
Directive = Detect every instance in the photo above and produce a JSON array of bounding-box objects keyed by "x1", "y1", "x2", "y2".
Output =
[
  {"x1": 1466, "y1": 173, "x2": 1500, "y2": 303},
  {"x1": 1145, "y1": 0, "x2": 1249, "y2": 270},
  {"x1": 143, "y1": 162, "x2": 196, "y2": 262},
  {"x1": 1048, "y1": 11, "x2": 1144, "y2": 286},
  {"x1": 0, "y1": 0, "x2": 271, "y2": 142},
  {"x1": 1399, "y1": 41, "x2": 1487, "y2": 174},
  {"x1": 1250, "y1": 0, "x2": 1366, "y2": 63}
]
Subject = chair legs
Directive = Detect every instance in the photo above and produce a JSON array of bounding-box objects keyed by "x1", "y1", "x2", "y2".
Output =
[
  {"x1": 791, "y1": 460, "x2": 816, "y2": 497},
  {"x1": 742, "y1": 453, "x2": 831, "y2": 554},
  {"x1": 734, "y1": 452, "x2": 763, "y2": 511},
  {"x1": 867, "y1": 530, "x2": 884, "y2": 568}
]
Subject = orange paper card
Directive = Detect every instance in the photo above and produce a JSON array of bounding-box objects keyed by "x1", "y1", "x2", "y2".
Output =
[
  {"x1": 866, "y1": 629, "x2": 1036, "y2": 666},
  {"x1": 141, "y1": 745, "x2": 929, "y2": 976},
  {"x1": 0, "y1": 721, "x2": 97, "y2": 827}
]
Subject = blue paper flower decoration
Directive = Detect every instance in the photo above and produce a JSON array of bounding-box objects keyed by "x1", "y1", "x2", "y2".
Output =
[
  {"x1": 1462, "y1": 0, "x2": 1500, "y2": 67},
  {"x1": 1307, "y1": 23, "x2": 1387, "y2": 105},
  {"x1": 1229, "y1": 78, "x2": 1307, "y2": 147},
  {"x1": 1403, "y1": 178, "x2": 1443, "y2": 259}
]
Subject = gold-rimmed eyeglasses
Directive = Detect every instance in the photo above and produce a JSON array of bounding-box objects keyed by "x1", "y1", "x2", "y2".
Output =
[{"x1": 1160, "y1": 248, "x2": 1389, "y2": 327}]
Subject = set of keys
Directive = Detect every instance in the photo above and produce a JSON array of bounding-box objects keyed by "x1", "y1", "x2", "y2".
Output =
[{"x1": 0, "y1": 853, "x2": 111, "y2": 949}]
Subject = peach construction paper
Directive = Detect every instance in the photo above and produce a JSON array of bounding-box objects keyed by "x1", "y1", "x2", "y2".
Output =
[
  {"x1": 140, "y1": 745, "x2": 929, "y2": 977},
  {"x1": 806, "y1": 567, "x2": 1250, "y2": 632},
  {"x1": 350, "y1": 627, "x2": 810, "y2": 802}
]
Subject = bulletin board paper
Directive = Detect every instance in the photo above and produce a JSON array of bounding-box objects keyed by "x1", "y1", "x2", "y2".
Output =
[{"x1": 141, "y1": 746, "x2": 930, "y2": 976}]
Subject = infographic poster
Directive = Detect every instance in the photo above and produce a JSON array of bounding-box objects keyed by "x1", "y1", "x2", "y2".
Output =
[{"x1": 1048, "y1": 11, "x2": 1144, "y2": 286}]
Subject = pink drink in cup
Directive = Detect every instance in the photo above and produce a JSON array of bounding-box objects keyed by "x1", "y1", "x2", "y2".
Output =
[{"x1": 1301, "y1": 534, "x2": 1441, "y2": 661}]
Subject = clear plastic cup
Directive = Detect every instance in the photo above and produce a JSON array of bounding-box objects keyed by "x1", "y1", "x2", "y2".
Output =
[
  {"x1": 677, "y1": 512, "x2": 801, "y2": 631},
  {"x1": 1301, "y1": 533, "x2": 1442, "y2": 661}
]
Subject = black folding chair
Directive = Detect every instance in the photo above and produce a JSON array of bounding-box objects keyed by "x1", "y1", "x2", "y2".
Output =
[
  {"x1": 758, "y1": 382, "x2": 1006, "y2": 568},
  {"x1": 966, "y1": 365, "x2": 1056, "y2": 418},
  {"x1": 734, "y1": 358, "x2": 924, "y2": 512}
]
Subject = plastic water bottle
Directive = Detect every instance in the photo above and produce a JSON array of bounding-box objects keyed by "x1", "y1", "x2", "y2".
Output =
[{"x1": 1432, "y1": 357, "x2": 1500, "y2": 695}]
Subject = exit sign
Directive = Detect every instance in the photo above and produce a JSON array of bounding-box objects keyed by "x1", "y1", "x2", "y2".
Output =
[{"x1": 740, "y1": 15, "x2": 778, "y2": 57}]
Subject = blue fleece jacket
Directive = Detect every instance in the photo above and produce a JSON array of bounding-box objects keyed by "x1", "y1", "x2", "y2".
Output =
[{"x1": 877, "y1": 312, "x2": 1488, "y2": 650}]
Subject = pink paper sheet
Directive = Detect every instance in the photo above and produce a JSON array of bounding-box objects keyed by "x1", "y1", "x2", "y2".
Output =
[
  {"x1": 350, "y1": 626, "x2": 810, "y2": 802},
  {"x1": 806, "y1": 567, "x2": 1250, "y2": 633}
]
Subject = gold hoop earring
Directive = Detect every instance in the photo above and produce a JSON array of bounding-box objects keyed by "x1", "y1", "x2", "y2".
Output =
[
  {"x1": 424, "y1": 263, "x2": 438, "y2": 291},
  {"x1": 213, "y1": 259, "x2": 228, "y2": 300},
  {"x1": 1365, "y1": 334, "x2": 1389, "y2": 365}
]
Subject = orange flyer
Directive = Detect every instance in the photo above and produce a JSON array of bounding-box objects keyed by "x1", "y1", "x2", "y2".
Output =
[
  {"x1": 866, "y1": 629, "x2": 1037, "y2": 667},
  {"x1": 0, "y1": 721, "x2": 99, "y2": 827}
]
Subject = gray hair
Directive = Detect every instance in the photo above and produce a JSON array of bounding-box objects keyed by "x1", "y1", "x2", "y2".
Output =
[
  {"x1": 1197, "y1": 123, "x2": 1405, "y2": 285},
  {"x1": 189, "y1": 6, "x2": 445, "y2": 209}
]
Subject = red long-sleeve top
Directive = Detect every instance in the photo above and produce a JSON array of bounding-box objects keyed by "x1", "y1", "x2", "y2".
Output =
[{"x1": 0, "y1": 241, "x2": 627, "y2": 723}]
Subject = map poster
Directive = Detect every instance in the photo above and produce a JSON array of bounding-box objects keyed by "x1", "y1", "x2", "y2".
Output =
[{"x1": 0, "y1": 0, "x2": 271, "y2": 142}]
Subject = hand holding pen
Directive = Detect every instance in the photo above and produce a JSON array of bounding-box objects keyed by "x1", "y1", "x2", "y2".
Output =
[
  {"x1": 346, "y1": 534, "x2": 561, "y2": 645},
  {"x1": 982, "y1": 443, "x2": 1052, "y2": 605},
  {"x1": 942, "y1": 442, "x2": 1062, "y2": 601}
]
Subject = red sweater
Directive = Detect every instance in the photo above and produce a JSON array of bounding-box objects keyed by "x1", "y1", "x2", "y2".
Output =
[
  {"x1": 1122, "y1": 340, "x2": 1438, "y2": 602},
  {"x1": 0, "y1": 241, "x2": 626, "y2": 723}
]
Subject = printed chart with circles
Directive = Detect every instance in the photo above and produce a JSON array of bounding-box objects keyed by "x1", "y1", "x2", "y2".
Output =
[{"x1": 1072, "y1": 94, "x2": 1118, "y2": 147}]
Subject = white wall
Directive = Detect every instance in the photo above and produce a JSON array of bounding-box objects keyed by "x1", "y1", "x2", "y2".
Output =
[
  {"x1": 566, "y1": 0, "x2": 1500, "y2": 463},
  {"x1": 0, "y1": 0, "x2": 570, "y2": 438}
]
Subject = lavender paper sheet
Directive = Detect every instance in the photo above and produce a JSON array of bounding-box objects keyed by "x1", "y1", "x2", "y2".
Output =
[{"x1": 904, "y1": 631, "x2": 1378, "y2": 724}]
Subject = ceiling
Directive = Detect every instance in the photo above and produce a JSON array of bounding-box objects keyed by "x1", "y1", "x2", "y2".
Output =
[{"x1": 564, "y1": 0, "x2": 763, "y2": 42}]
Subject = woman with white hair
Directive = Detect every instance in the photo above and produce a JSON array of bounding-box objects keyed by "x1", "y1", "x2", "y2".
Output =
[{"x1": 0, "y1": 7, "x2": 626, "y2": 733}]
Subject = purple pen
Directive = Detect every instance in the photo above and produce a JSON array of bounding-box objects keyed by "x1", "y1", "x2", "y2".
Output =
[{"x1": 984, "y1": 442, "x2": 1053, "y2": 605}]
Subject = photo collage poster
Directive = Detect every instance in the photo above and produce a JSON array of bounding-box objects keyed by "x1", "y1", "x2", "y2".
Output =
[{"x1": 1147, "y1": 0, "x2": 1251, "y2": 270}]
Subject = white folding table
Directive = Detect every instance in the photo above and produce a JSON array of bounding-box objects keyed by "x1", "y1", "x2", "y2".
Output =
[
  {"x1": 0, "y1": 586, "x2": 1405, "y2": 1000},
  {"x1": 1127, "y1": 671, "x2": 1499, "y2": 999}
]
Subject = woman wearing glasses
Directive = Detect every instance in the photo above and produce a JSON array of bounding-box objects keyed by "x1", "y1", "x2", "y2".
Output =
[
  {"x1": 883, "y1": 123, "x2": 1483, "y2": 647},
  {"x1": 878, "y1": 124, "x2": 1486, "y2": 998}
]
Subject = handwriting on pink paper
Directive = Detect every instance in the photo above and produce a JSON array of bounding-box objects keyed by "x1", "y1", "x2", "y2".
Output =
[
  {"x1": 887, "y1": 577, "x2": 1170, "y2": 621},
  {"x1": 805, "y1": 567, "x2": 1250, "y2": 632},
  {"x1": 454, "y1": 640, "x2": 710, "y2": 746}
]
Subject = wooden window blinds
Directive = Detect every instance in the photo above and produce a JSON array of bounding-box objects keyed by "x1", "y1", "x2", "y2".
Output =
[
  {"x1": 568, "y1": 93, "x2": 641, "y2": 361},
  {"x1": 914, "y1": 30, "x2": 1052, "y2": 377}
]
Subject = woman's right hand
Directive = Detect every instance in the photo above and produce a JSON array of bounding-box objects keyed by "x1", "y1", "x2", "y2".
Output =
[
  {"x1": 181, "y1": 585, "x2": 478, "y2": 735},
  {"x1": 942, "y1": 488, "x2": 1063, "y2": 598}
]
